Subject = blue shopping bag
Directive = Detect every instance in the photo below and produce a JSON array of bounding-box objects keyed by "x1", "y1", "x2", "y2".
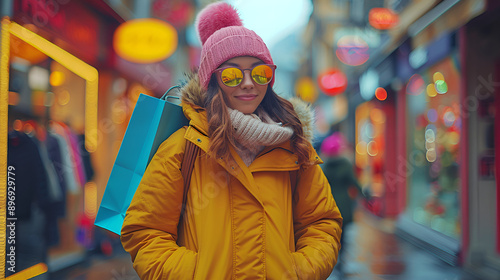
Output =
[{"x1": 95, "y1": 89, "x2": 188, "y2": 235}]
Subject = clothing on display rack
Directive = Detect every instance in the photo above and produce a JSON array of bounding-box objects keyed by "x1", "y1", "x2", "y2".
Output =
[{"x1": 6, "y1": 130, "x2": 50, "y2": 278}]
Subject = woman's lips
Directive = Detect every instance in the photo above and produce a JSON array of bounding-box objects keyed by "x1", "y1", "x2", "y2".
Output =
[{"x1": 235, "y1": 94, "x2": 257, "y2": 101}]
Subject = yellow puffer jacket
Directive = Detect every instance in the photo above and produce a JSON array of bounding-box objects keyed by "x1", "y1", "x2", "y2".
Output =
[{"x1": 121, "y1": 74, "x2": 343, "y2": 280}]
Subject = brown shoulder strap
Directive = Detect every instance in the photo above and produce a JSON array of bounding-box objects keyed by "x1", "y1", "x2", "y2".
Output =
[
  {"x1": 290, "y1": 169, "x2": 299, "y2": 204},
  {"x1": 180, "y1": 140, "x2": 199, "y2": 217},
  {"x1": 290, "y1": 169, "x2": 298, "y2": 194}
]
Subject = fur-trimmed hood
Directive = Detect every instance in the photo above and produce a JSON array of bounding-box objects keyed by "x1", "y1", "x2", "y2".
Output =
[{"x1": 178, "y1": 72, "x2": 315, "y2": 142}]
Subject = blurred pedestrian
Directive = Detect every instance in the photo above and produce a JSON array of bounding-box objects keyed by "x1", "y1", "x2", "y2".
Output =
[
  {"x1": 320, "y1": 131, "x2": 366, "y2": 276},
  {"x1": 121, "y1": 2, "x2": 342, "y2": 279}
]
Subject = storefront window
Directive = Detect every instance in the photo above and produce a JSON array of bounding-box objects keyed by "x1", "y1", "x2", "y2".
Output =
[{"x1": 406, "y1": 56, "x2": 461, "y2": 239}]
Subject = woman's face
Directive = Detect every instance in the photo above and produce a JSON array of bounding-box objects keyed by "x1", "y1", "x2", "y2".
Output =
[{"x1": 216, "y1": 56, "x2": 268, "y2": 114}]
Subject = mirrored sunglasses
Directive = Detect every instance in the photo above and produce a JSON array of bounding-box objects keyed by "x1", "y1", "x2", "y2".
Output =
[{"x1": 215, "y1": 64, "x2": 277, "y2": 87}]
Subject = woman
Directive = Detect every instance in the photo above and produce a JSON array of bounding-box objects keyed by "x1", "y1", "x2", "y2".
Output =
[{"x1": 121, "y1": 2, "x2": 342, "y2": 279}]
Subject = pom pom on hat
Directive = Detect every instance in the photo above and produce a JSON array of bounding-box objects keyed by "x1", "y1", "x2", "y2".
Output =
[
  {"x1": 196, "y1": 2, "x2": 243, "y2": 45},
  {"x1": 195, "y1": 1, "x2": 274, "y2": 89}
]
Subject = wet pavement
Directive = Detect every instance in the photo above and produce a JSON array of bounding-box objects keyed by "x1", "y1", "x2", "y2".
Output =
[
  {"x1": 49, "y1": 205, "x2": 481, "y2": 280},
  {"x1": 328, "y1": 208, "x2": 480, "y2": 280}
]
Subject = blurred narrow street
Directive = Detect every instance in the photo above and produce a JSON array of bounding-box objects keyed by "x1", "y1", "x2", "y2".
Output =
[{"x1": 48, "y1": 204, "x2": 480, "y2": 280}]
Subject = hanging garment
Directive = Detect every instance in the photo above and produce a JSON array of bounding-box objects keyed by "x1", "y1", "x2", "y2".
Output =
[
  {"x1": 50, "y1": 130, "x2": 79, "y2": 194},
  {"x1": 46, "y1": 132, "x2": 68, "y2": 217},
  {"x1": 51, "y1": 122, "x2": 84, "y2": 191},
  {"x1": 7, "y1": 130, "x2": 50, "y2": 220},
  {"x1": 6, "y1": 130, "x2": 50, "y2": 279},
  {"x1": 77, "y1": 134, "x2": 95, "y2": 182},
  {"x1": 64, "y1": 126, "x2": 87, "y2": 187},
  {"x1": 29, "y1": 134, "x2": 63, "y2": 202}
]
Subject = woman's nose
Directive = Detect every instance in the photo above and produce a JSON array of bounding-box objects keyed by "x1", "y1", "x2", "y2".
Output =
[{"x1": 240, "y1": 70, "x2": 254, "y2": 88}]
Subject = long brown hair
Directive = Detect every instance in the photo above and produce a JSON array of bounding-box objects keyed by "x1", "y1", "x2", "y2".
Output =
[{"x1": 204, "y1": 75, "x2": 311, "y2": 165}]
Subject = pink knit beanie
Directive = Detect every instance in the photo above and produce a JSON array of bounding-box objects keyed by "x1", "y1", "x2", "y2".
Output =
[{"x1": 195, "y1": 2, "x2": 274, "y2": 89}]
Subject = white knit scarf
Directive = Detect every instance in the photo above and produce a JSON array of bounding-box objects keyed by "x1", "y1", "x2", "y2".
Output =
[{"x1": 228, "y1": 107, "x2": 294, "y2": 166}]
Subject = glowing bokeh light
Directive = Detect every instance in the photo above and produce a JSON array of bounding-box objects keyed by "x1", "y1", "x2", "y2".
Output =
[
  {"x1": 406, "y1": 74, "x2": 425, "y2": 95},
  {"x1": 427, "y1": 109, "x2": 438, "y2": 123},
  {"x1": 295, "y1": 76, "x2": 318, "y2": 103},
  {"x1": 443, "y1": 109, "x2": 456, "y2": 127},
  {"x1": 433, "y1": 72, "x2": 444, "y2": 83},
  {"x1": 336, "y1": 35, "x2": 370, "y2": 66},
  {"x1": 367, "y1": 140, "x2": 379, "y2": 156},
  {"x1": 368, "y1": 8, "x2": 399, "y2": 30},
  {"x1": 427, "y1": 83, "x2": 437, "y2": 97},
  {"x1": 435, "y1": 80, "x2": 448, "y2": 94},
  {"x1": 317, "y1": 69, "x2": 348, "y2": 96},
  {"x1": 370, "y1": 108, "x2": 386, "y2": 124},
  {"x1": 356, "y1": 141, "x2": 367, "y2": 155},
  {"x1": 13, "y1": 120, "x2": 23, "y2": 131},
  {"x1": 360, "y1": 69, "x2": 378, "y2": 100},
  {"x1": 363, "y1": 123, "x2": 375, "y2": 139},
  {"x1": 425, "y1": 128, "x2": 436, "y2": 143},
  {"x1": 426, "y1": 149, "x2": 437, "y2": 162},
  {"x1": 28, "y1": 66, "x2": 49, "y2": 91},
  {"x1": 375, "y1": 87, "x2": 387, "y2": 101},
  {"x1": 409, "y1": 47, "x2": 427, "y2": 69},
  {"x1": 50, "y1": 70, "x2": 65, "y2": 86},
  {"x1": 57, "y1": 90, "x2": 70, "y2": 106}
]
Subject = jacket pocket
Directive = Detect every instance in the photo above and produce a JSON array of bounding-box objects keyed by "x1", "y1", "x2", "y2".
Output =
[
  {"x1": 290, "y1": 251, "x2": 316, "y2": 280},
  {"x1": 285, "y1": 251, "x2": 299, "y2": 280},
  {"x1": 161, "y1": 247, "x2": 198, "y2": 279}
]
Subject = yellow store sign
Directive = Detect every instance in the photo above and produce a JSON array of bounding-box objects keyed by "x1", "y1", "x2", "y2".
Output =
[{"x1": 113, "y1": 18, "x2": 178, "y2": 64}]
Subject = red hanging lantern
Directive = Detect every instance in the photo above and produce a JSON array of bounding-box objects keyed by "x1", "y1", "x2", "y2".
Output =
[
  {"x1": 369, "y1": 8, "x2": 399, "y2": 30},
  {"x1": 317, "y1": 69, "x2": 348, "y2": 96}
]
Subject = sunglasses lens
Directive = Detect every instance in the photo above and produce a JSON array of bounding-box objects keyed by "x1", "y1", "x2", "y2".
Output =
[
  {"x1": 220, "y1": 68, "x2": 243, "y2": 86},
  {"x1": 251, "y1": 65, "x2": 274, "y2": 85}
]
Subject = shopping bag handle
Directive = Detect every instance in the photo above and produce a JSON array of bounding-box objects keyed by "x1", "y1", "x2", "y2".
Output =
[{"x1": 161, "y1": 85, "x2": 181, "y2": 103}]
